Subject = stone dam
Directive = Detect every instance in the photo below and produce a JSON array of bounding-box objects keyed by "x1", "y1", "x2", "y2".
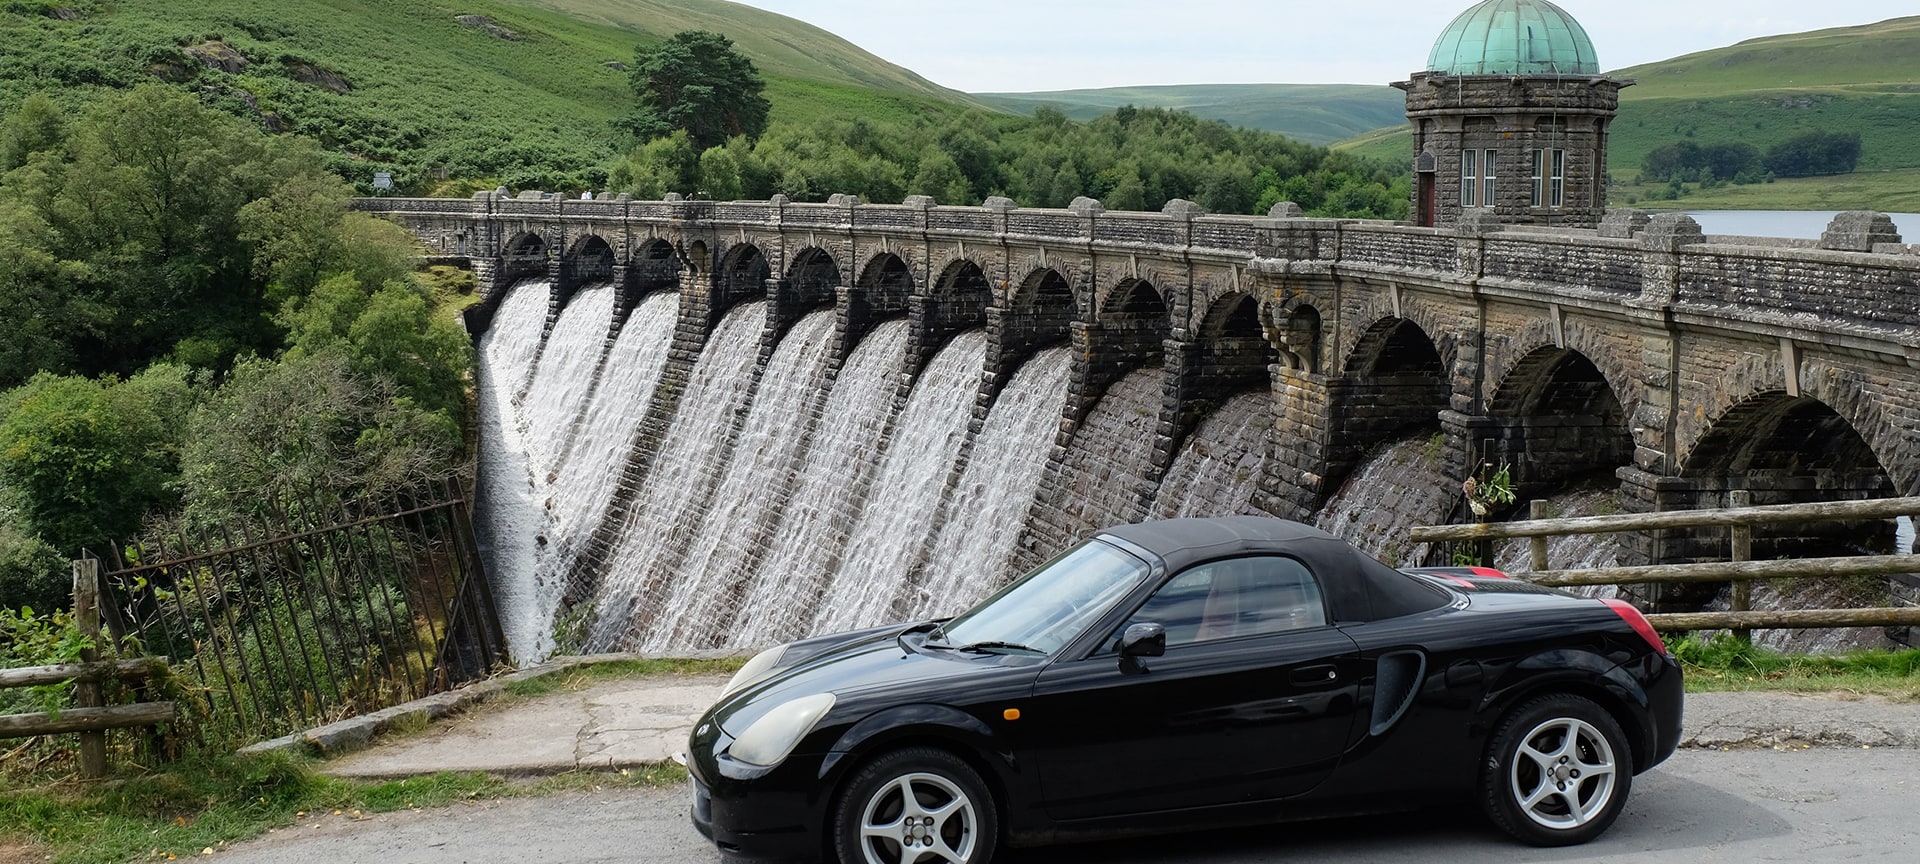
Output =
[{"x1": 358, "y1": 193, "x2": 1920, "y2": 658}]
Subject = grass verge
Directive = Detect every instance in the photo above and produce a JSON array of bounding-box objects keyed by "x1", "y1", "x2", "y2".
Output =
[
  {"x1": 500, "y1": 656, "x2": 744, "y2": 700},
  {"x1": 0, "y1": 657, "x2": 741, "y2": 862},
  {"x1": 1675, "y1": 634, "x2": 1920, "y2": 701},
  {"x1": 0, "y1": 753, "x2": 687, "y2": 864}
]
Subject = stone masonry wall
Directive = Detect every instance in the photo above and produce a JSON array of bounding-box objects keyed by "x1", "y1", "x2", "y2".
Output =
[{"x1": 363, "y1": 196, "x2": 1920, "y2": 577}]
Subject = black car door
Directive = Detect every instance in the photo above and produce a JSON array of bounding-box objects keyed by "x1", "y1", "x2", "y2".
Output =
[{"x1": 1019, "y1": 555, "x2": 1364, "y2": 822}]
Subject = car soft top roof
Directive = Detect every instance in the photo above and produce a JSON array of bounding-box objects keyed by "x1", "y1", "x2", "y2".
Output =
[{"x1": 1098, "y1": 516, "x2": 1447, "y2": 624}]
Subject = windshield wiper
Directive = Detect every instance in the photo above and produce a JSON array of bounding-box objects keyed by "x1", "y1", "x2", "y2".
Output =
[{"x1": 954, "y1": 641, "x2": 1045, "y2": 656}]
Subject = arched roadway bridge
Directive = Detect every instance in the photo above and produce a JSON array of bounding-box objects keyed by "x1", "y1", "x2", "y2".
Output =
[{"x1": 356, "y1": 193, "x2": 1920, "y2": 571}]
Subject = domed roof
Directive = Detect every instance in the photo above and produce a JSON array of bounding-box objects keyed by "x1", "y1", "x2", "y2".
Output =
[{"x1": 1428, "y1": 0, "x2": 1599, "y2": 76}]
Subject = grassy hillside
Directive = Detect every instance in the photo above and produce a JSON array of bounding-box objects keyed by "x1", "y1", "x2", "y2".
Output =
[
  {"x1": 508, "y1": 0, "x2": 985, "y2": 107},
  {"x1": 0, "y1": 0, "x2": 978, "y2": 193},
  {"x1": 1334, "y1": 16, "x2": 1920, "y2": 211},
  {"x1": 1617, "y1": 16, "x2": 1920, "y2": 99},
  {"x1": 977, "y1": 84, "x2": 1404, "y2": 145}
]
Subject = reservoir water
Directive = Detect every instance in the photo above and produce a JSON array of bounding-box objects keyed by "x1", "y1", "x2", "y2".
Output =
[{"x1": 1678, "y1": 210, "x2": 1920, "y2": 240}]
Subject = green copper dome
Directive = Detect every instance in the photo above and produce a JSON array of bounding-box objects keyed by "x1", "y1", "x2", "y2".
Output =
[{"x1": 1428, "y1": 0, "x2": 1600, "y2": 76}]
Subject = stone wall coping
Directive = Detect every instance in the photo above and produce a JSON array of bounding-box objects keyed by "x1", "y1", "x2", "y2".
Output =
[
  {"x1": 1703, "y1": 235, "x2": 1820, "y2": 250},
  {"x1": 351, "y1": 197, "x2": 1920, "y2": 271}
]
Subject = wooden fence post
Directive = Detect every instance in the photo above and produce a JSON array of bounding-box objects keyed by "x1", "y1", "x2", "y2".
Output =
[
  {"x1": 1728, "y1": 490, "x2": 1753, "y2": 645},
  {"x1": 1529, "y1": 500, "x2": 1550, "y2": 573},
  {"x1": 72, "y1": 557, "x2": 106, "y2": 779}
]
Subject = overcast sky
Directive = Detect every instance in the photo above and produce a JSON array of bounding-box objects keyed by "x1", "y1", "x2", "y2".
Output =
[{"x1": 729, "y1": 1, "x2": 1911, "y2": 92}]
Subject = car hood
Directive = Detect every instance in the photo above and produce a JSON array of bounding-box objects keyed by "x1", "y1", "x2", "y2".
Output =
[{"x1": 712, "y1": 625, "x2": 1036, "y2": 735}]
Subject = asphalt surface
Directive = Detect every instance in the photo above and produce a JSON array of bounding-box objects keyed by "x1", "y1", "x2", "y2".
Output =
[
  {"x1": 213, "y1": 748, "x2": 1920, "y2": 863},
  {"x1": 199, "y1": 664, "x2": 1920, "y2": 863},
  {"x1": 208, "y1": 659, "x2": 1920, "y2": 862}
]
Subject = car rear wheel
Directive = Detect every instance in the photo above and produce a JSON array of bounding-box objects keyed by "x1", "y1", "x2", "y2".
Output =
[
  {"x1": 832, "y1": 747, "x2": 999, "y2": 864},
  {"x1": 1480, "y1": 693, "x2": 1632, "y2": 846}
]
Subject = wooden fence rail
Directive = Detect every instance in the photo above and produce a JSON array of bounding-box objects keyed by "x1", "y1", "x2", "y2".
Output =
[
  {"x1": 1, "y1": 560, "x2": 174, "y2": 779},
  {"x1": 1412, "y1": 496, "x2": 1920, "y2": 637}
]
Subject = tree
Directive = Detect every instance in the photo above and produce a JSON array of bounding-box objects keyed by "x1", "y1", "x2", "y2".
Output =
[
  {"x1": 1765, "y1": 131, "x2": 1862, "y2": 178},
  {"x1": 1702, "y1": 142, "x2": 1761, "y2": 183},
  {"x1": 179, "y1": 351, "x2": 460, "y2": 525},
  {"x1": 0, "y1": 366, "x2": 196, "y2": 556},
  {"x1": 619, "y1": 31, "x2": 771, "y2": 152},
  {"x1": 0, "y1": 93, "x2": 66, "y2": 173}
]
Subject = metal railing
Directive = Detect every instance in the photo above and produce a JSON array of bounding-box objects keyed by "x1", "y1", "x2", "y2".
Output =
[{"x1": 94, "y1": 478, "x2": 508, "y2": 745}]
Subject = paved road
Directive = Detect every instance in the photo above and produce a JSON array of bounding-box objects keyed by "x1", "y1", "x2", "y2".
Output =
[{"x1": 218, "y1": 748, "x2": 1917, "y2": 863}]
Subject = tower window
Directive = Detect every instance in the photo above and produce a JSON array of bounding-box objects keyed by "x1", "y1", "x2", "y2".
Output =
[
  {"x1": 1462, "y1": 149, "x2": 1496, "y2": 207},
  {"x1": 1483, "y1": 150, "x2": 1497, "y2": 207},
  {"x1": 1532, "y1": 149, "x2": 1566, "y2": 208}
]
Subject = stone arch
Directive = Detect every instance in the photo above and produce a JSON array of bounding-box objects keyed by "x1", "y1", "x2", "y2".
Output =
[
  {"x1": 1331, "y1": 315, "x2": 1451, "y2": 460},
  {"x1": 1484, "y1": 345, "x2": 1634, "y2": 500},
  {"x1": 782, "y1": 247, "x2": 840, "y2": 312},
  {"x1": 1195, "y1": 292, "x2": 1277, "y2": 394},
  {"x1": 1169, "y1": 292, "x2": 1280, "y2": 451},
  {"x1": 711, "y1": 242, "x2": 770, "y2": 325},
  {"x1": 1098, "y1": 278, "x2": 1170, "y2": 367},
  {"x1": 932, "y1": 258, "x2": 991, "y2": 313},
  {"x1": 989, "y1": 268, "x2": 1078, "y2": 384},
  {"x1": 855, "y1": 252, "x2": 915, "y2": 317},
  {"x1": 620, "y1": 238, "x2": 681, "y2": 317},
  {"x1": 1669, "y1": 390, "x2": 1899, "y2": 560},
  {"x1": 566, "y1": 234, "x2": 616, "y2": 284},
  {"x1": 501, "y1": 230, "x2": 549, "y2": 283}
]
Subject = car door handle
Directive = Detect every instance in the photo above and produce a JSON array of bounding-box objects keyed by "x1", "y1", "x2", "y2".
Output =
[{"x1": 1291, "y1": 665, "x2": 1339, "y2": 685}]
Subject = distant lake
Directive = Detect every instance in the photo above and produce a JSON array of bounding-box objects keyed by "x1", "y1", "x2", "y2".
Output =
[{"x1": 1672, "y1": 210, "x2": 1920, "y2": 241}]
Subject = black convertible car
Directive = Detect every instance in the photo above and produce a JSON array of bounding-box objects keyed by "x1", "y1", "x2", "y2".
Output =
[{"x1": 688, "y1": 517, "x2": 1682, "y2": 863}]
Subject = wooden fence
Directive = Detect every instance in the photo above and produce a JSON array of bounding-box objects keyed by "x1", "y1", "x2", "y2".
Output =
[
  {"x1": 1411, "y1": 496, "x2": 1920, "y2": 636},
  {"x1": 0, "y1": 559, "x2": 173, "y2": 779}
]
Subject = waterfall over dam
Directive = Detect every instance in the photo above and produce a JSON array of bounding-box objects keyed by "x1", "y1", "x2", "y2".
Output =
[
  {"x1": 470, "y1": 270, "x2": 1905, "y2": 660},
  {"x1": 472, "y1": 277, "x2": 1492, "y2": 658}
]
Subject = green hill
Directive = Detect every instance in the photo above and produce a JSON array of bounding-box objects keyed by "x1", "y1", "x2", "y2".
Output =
[
  {"x1": 976, "y1": 84, "x2": 1404, "y2": 145},
  {"x1": 499, "y1": 0, "x2": 984, "y2": 106},
  {"x1": 1334, "y1": 16, "x2": 1920, "y2": 210},
  {"x1": 0, "y1": 0, "x2": 981, "y2": 193}
]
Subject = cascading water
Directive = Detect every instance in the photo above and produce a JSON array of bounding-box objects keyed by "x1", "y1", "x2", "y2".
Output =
[
  {"x1": 517, "y1": 284, "x2": 615, "y2": 484},
  {"x1": 1151, "y1": 391, "x2": 1270, "y2": 519},
  {"x1": 811, "y1": 330, "x2": 990, "y2": 635},
  {"x1": 1313, "y1": 433, "x2": 1452, "y2": 567},
  {"x1": 541, "y1": 293, "x2": 681, "y2": 554},
  {"x1": 1042, "y1": 369, "x2": 1165, "y2": 541},
  {"x1": 732, "y1": 321, "x2": 911, "y2": 647},
  {"x1": 651, "y1": 311, "x2": 839, "y2": 650},
  {"x1": 586, "y1": 302, "x2": 770, "y2": 651},
  {"x1": 907, "y1": 347, "x2": 1076, "y2": 620},
  {"x1": 472, "y1": 280, "x2": 563, "y2": 662}
]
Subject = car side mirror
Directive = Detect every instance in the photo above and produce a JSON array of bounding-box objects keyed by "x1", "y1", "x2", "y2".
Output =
[{"x1": 1120, "y1": 623, "x2": 1166, "y2": 658}]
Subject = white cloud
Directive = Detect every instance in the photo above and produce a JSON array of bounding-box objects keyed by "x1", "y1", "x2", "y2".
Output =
[{"x1": 728, "y1": 0, "x2": 1914, "y2": 91}]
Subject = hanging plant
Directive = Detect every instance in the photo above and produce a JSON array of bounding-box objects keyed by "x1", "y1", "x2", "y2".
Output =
[{"x1": 1463, "y1": 462, "x2": 1517, "y2": 520}]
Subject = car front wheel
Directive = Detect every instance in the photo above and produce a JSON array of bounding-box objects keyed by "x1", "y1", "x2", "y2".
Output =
[
  {"x1": 832, "y1": 747, "x2": 999, "y2": 864},
  {"x1": 1480, "y1": 693, "x2": 1632, "y2": 846}
]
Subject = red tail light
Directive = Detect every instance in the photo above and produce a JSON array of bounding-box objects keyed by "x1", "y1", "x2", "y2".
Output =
[
  {"x1": 1603, "y1": 599, "x2": 1667, "y2": 654},
  {"x1": 1466, "y1": 566, "x2": 1510, "y2": 579}
]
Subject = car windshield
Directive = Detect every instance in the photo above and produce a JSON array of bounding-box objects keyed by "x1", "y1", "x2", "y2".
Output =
[{"x1": 935, "y1": 540, "x2": 1149, "y2": 655}]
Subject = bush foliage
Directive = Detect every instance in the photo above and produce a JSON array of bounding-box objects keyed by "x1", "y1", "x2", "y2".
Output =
[{"x1": 0, "y1": 83, "x2": 471, "y2": 613}]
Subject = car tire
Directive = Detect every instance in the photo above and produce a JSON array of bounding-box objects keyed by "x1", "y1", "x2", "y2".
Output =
[
  {"x1": 832, "y1": 746, "x2": 999, "y2": 864},
  {"x1": 1479, "y1": 693, "x2": 1632, "y2": 847}
]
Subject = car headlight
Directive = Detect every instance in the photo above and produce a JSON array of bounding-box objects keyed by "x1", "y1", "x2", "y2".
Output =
[
  {"x1": 728, "y1": 693, "x2": 836, "y2": 768},
  {"x1": 721, "y1": 645, "x2": 788, "y2": 699}
]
